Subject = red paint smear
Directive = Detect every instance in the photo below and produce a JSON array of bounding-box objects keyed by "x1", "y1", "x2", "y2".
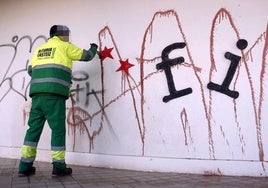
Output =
[
  {"x1": 116, "y1": 59, "x2": 135, "y2": 75},
  {"x1": 256, "y1": 25, "x2": 267, "y2": 166},
  {"x1": 208, "y1": 9, "x2": 242, "y2": 159},
  {"x1": 100, "y1": 46, "x2": 114, "y2": 61},
  {"x1": 204, "y1": 168, "x2": 222, "y2": 176},
  {"x1": 98, "y1": 26, "x2": 145, "y2": 154},
  {"x1": 180, "y1": 108, "x2": 194, "y2": 148},
  {"x1": 68, "y1": 96, "x2": 102, "y2": 152},
  {"x1": 140, "y1": 9, "x2": 212, "y2": 158},
  {"x1": 209, "y1": 8, "x2": 267, "y2": 163}
]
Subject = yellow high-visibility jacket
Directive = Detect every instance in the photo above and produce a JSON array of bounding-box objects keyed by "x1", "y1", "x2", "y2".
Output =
[{"x1": 28, "y1": 36, "x2": 94, "y2": 99}]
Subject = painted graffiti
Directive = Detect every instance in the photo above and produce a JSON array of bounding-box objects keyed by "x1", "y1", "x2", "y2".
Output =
[
  {"x1": 0, "y1": 35, "x2": 47, "y2": 102},
  {"x1": 97, "y1": 8, "x2": 267, "y2": 163},
  {"x1": 67, "y1": 70, "x2": 109, "y2": 152},
  {"x1": 156, "y1": 42, "x2": 193, "y2": 102},
  {"x1": 207, "y1": 39, "x2": 248, "y2": 99},
  {"x1": 0, "y1": 8, "x2": 267, "y2": 168},
  {"x1": 158, "y1": 39, "x2": 248, "y2": 102}
]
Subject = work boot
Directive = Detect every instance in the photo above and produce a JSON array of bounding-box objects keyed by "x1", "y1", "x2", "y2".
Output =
[
  {"x1": 52, "y1": 166, "x2": 72, "y2": 177},
  {"x1": 18, "y1": 167, "x2": 36, "y2": 177}
]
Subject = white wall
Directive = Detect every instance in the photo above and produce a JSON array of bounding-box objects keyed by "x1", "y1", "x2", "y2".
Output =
[{"x1": 0, "y1": 0, "x2": 267, "y2": 176}]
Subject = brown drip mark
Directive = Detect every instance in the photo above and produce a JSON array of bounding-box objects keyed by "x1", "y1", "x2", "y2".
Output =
[
  {"x1": 210, "y1": 8, "x2": 267, "y2": 165},
  {"x1": 140, "y1": 9, "x2": 213, "y2": 158},
  {"x1": 98, "y1": 26, "x2": 145, "y2": 154},
  {"x1": 180, "y1": 108, "x2": 194, "y2": 150}
]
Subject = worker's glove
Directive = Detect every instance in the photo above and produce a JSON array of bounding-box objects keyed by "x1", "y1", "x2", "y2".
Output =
[
  {"x1": 90, "y1": 43, "x2": 98, "y2": 51},
  {"x1": 83, "y1": 43, "x2": 99, "y2": 61}
]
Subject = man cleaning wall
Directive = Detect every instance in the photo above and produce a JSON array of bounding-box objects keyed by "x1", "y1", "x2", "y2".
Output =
[{"x1": 18, "y1": 25, "x2": 98, "y2": 177}]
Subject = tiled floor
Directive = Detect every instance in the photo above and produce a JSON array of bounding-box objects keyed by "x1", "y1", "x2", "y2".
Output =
[{"x1": 1, "y1": 157, "x2": 268, "y2": 188}]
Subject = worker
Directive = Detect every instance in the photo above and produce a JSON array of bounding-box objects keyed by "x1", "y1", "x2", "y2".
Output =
[{"x1": 18, "y1": 25, "x2": 98, "y2": 177}]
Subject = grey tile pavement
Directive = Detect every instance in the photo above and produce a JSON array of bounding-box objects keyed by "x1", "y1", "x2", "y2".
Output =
[{"x1": 0, "y1": 157, "x2": 268, "y2": 187}]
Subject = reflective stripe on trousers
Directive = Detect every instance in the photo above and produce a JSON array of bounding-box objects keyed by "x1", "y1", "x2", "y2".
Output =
[
  {"x1": 20, "y1": 142, "x2": 38, "y2": 163},
  {"x1": 51, "y1": 146, "x2": 66, "y2": 163}
]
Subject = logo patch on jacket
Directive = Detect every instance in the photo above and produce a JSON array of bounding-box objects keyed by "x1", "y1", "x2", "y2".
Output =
[{"x1": 37, "y1": 48, "x2": 56, "y2": 59}]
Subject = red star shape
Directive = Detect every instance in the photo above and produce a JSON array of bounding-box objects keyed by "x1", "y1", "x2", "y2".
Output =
[
  {"x1": 116, "y1": 59, "x2": 134, "y2": 75},
  {"x1": 100, "y1": 46, "x2": 113, "y2": 61}
]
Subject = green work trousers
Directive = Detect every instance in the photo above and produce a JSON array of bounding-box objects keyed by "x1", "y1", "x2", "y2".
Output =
[{"x1": 19, "y1": 95, "x2": 67, "y2": 171}]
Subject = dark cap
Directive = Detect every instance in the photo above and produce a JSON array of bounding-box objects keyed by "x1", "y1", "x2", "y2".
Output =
[{"x1": 49, "y1": 25, "x2": 70, "y2": 37}]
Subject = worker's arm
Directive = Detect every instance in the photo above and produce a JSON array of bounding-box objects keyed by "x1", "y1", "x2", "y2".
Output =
[{"x1": 80, "y1": 43, "x2": 98, "y2": 61}]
